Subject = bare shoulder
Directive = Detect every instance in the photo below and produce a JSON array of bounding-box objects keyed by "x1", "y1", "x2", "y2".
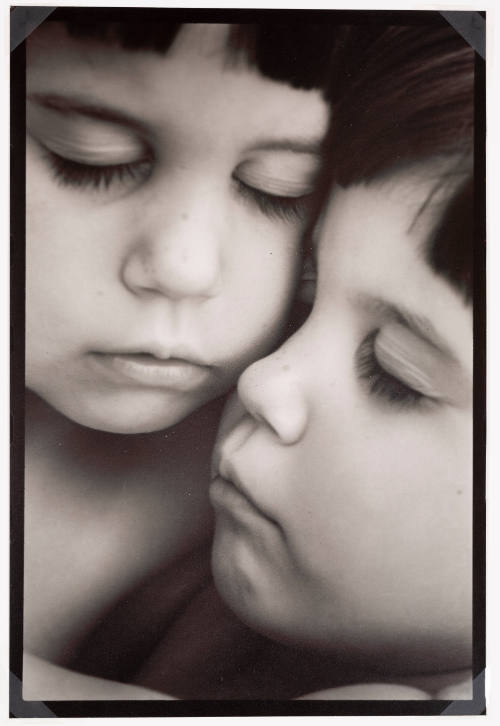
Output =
[
  {"x1": 23, "y1": 652, "x2": 174, "y2": 701},
  {"x1": 299, "y1": 682, "x2": 431, "y2": 700}
]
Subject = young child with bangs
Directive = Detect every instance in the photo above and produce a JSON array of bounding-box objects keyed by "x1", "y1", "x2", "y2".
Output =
[
  {"x1": 22, "y1": 9, "x2": 349, "y2": 700},
  {"x1": 210, "y1": 23, "x2": 478, "y2": 700}
]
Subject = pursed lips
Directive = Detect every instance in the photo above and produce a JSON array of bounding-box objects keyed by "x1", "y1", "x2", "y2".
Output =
[{"x1": 212, "y1": 418, "x2": 280, "y2": 526}]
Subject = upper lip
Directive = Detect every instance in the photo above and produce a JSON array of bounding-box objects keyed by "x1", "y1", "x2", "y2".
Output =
[{"x1": 211, "y1": 413, "x2": 255, "y2": 480}]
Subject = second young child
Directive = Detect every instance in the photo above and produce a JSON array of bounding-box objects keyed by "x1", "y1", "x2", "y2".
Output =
[{"x1": 210, "y1": 23, "x2": 476, "y2": 700}]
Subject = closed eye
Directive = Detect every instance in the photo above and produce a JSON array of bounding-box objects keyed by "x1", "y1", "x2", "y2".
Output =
[
  {"x1": 44, "y1": 150, "x2": 153, "y2": 191},
  {"x1": 356, "y1": 331, "x2": 426, "y2": 409},
  {"x1": 234, "y1": 177, "x2": 313, "y2": 223}
]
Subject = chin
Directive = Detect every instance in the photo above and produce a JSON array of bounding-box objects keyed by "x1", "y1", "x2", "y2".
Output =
[
  {"x1": 53, "y1": 389, "x2": 205, "y2": 434},
  {"x1": 65, "y1": 410, "x2": 170, "y2": 435},
  {"x1": 211, "y1": 533, "x2": 300, "y2": 644},
  {"x1": 77, "y1": 416, "x2": 170, "y2": 435}
]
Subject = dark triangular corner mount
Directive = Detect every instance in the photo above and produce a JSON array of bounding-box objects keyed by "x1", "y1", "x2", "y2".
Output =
[
  {"x1": 440, "y1": 670, "x2": 486, "y2": 716},
  {"x1": 10, "y1": 670, "x2": 57, "y2": 718},
  {"x1": 11, "y1": 6, "x2": 57, "y2": 52},
  {"x1": 440, "y1": 11, "x2": 486, "y2": 59}
]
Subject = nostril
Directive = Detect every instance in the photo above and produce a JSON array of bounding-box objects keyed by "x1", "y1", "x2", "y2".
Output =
[
  {"x1": 272, "y1": 406, "x2": 308, "y2": 446},
  {"x1": 250, "y1": 409, "x2": 268, "y2": 429},
  {"x1": 242, "y1": 384, "x2": 308, "y2": 446}
]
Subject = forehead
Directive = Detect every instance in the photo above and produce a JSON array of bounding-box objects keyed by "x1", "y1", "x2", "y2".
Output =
[
  {"x1": 320, "y1": 167, "x2": 459, "y2": 287},
  {"x1": 27, "y1": 22, "x2": 328, "y2": 145},
  {"x1": 317, "y1": 172, "x2": 472, "y2": 368}
]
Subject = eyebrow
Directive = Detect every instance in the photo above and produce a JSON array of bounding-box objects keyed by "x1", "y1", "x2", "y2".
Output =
[
  {"x1": 353, "y1": 293, "x2": 458, "y2": 361},
  {"x1": 27, "y1": 93, "x2": 149, "y2": 134}
]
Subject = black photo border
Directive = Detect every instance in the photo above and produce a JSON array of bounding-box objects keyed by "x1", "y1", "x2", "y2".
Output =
[{"x1": 10, "y1": 5, "x2": 487, "y2": 718}]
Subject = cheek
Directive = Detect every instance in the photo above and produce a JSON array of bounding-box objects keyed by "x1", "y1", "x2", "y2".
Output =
[
  {"x1": 287, "y1": 409, "x2": 472, "y2": 600},
  {"x1": 27, "y1": 169, "x2": 125, "y2": 305},
  {"x1": 229, "y1": 215, "x2": 301, "y2": 288},
  {"x1": 252, "y1": 250, "x2": 300, "y2": 326},
  {"x1": 25, "y1": 201, "x2": 128, "y2": 377},
  {"x1": 220, "y1": 225, "x2": 302, "y2": 350},
  {"x1": 26, "y1": 223, "x2": 107, "y2": 334},
  {"x1": 360, "y1": 412, "x2": 472, "y2": 528}
]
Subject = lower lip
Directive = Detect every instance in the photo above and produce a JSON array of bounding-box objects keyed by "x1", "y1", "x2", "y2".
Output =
[
  {"x1": 210, "y1": 475, "x2": 275, "y2": 526},
  {"x1": 90, "y1": 353, "x2": 211, "y2": 390}
]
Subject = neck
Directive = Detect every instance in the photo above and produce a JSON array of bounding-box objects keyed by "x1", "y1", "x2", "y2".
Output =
[
  {"x1": 24, "y1": 389, "x2": 225, "y2": 659},
  {"x1": 25, "y1": 388, "x2": 226, "y2": 483}
]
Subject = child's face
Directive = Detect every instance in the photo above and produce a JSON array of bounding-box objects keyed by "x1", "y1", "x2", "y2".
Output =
[
  {"x1": 210, "y1": 169, "x2": 473, "y2": 672},
  {"x1": 26, "y1": 23, "x2": 328, "y2": 433}
]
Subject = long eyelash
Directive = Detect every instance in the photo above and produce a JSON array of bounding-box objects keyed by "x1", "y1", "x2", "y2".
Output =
[
  {"x1": 45, "y1": 151, "x2": 152, "y2": 190},
  {"x1": 356, "y1": 331, "x2": 424, "y2": 408},
  {"x1": 235, "y1": 178, "x2": 310, "y2": 222}
]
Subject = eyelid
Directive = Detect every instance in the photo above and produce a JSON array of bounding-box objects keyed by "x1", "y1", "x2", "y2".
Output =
[
  {"x1": 236, "y1": 153, "x2": 320, "y2": 198},
  {"x1": 27, "y1": 102, "x2": 148, "y2": 165},
  {"x1": 375, "y1": 323, "x2": 471, "y2": 406}
]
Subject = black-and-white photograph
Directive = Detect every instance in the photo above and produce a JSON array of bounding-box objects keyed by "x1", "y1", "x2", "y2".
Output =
[{"x1": 10, "y1": 3, "x2": 486, "y2": 717}]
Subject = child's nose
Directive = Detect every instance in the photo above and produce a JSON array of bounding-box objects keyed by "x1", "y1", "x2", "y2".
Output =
[
  {"x1": 237, "y1": 348, "x2": 308, "y2": 445},
  {"x1": 121, "y1": 194, "x2": 222, "y2": 301}
]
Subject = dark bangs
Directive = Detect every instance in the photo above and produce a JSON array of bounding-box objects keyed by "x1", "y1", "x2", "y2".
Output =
[
  {"x1": 48, "y1": 8, "x2": 342, "y2": 95},
  {"x1": 427, "y1": 176, "x2": 473, "y2": 304},
  {"x1": 321, "y1": 24, "x2": 476, "y2": 302}
]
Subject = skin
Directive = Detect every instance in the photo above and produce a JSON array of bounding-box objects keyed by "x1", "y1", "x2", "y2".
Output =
[
  {"x1": 23, "y1": 22, "x2": 329, "y2": 697},
  {"x1": 23, "y1": 653, "x2": 171, "y2": 700},
  {"x1": 26, "y1": 22, "x2": 328, "y2": 434},
  {"x1": 210, "y1": 167, "x2": 473, "y2": 683}
]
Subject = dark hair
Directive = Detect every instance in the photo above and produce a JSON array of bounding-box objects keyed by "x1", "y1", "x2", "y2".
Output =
[
  {"x1": 427, "y1": 176, "x2": 473, "y2": 301},
  {"x1": 322, "y1": 24, "x2": 475, "y2": 301},
  {"x1": 47, "y1": 10, "x2": 348, "y2": 98}
]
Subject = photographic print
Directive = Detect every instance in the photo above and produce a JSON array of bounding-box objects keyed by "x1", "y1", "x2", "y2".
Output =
[{"x1": 10, "y1": 3, "x2": 486, "y2": 717}]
